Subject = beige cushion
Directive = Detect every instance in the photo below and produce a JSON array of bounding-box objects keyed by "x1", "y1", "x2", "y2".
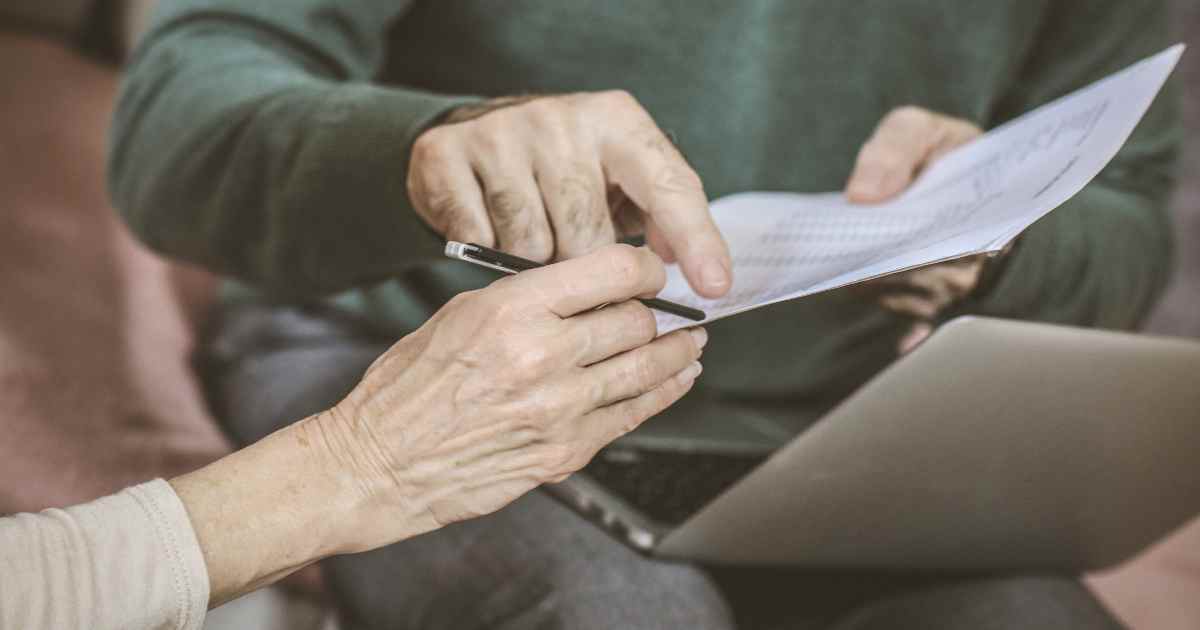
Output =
[{"x1": 0, "y1": 33, "x2": 228, "y2": 513}]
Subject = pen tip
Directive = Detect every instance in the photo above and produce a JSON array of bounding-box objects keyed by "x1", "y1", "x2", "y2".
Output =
[{"x1": 444, "y1": 241, "x2": 466, "y2": 259}]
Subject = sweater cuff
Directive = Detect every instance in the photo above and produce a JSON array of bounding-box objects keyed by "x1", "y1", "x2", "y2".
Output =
[
  {"x1": 298, "y1": 84, "x2": 482, "y2": 287},
  {"x1": 126, "y1": 479, "x2": 210, "y2": 630}
]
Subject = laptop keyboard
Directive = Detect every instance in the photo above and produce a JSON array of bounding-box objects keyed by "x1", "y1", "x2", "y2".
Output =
[{"x1": 582, "y1": 448, "x2": 766, "y2": 526}]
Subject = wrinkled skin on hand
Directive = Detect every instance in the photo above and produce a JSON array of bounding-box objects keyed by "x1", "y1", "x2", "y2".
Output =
[
  {"x1": 408, "y1": 91, "x2": 733, "y2": 299},
  {"x1": 309, "y1": 245, "x2": 707, "y2": 552}
]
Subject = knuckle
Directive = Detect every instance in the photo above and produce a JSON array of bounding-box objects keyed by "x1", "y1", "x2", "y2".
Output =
[
  {"x1": 631, "y1": 351, "x2": 660, "y2": 389},
  {"x1": 472, "y1": 110, "x2": 510, "y2": 136},
  {"x1": 522, "y1": 96, "x2": 564, "y2": 123},
  {"x1": 411, "y1": 128, "x2": 452, "y2": 165},
  {"x1": 598, "y1": 89, "x2": 639, "y2": 110},
  {"x1": 405, "y1": 179, "x2": 428, "y2": 213},
  {"x1": 507, "y1": 422, "x2": 546, "y2": 449},
  {"x1": 626, "y1": 302, "x2": 658, "y2": 344},
  {"x1": 654, "y1": 164, "x2": 703, "y2": 197},
  {"x1": 673, "y1": 328, "x2": 700, "y2": 359},
  {"x1": 468, "y1": 123, "x2": 506, "y2": 154},
  {"x1": 603, "y1": 243, "x2": 645, "y2": 287},
  {"x1": 444, "y1": 289, "x2": 483, "y2": 313},
  {"x1": 415, "y1": 178, "x2": 478, "y2": 234},
  {"x1": 656, "y1": 380, "x2": 687, "y2": 413},
  {"x1": 585, "y1": 376, "x2": 609, "y2": 408},
  {"x1": 542, "y1": 120, "x2": 578, "y2": 156},
  {"x1": 509, "y1": 343, "x2": 556, "y2": 376},
  {"x1": 640, "y1": 250, "x2": 667, "y2": 292},
  {"x1": 652, "y1": 377, "x2": 685, "y2": 406},
  {"x1": 504, "y1": 403, "x2": 555, "y2": 439},
  {"x1": 521, "y1": 397, "x2": 558, "y2": 426},
  {"x1": 618, "y1": 403, "x2": 652, "y2": 435},
  {"x1": 520, "y1": 390, "x2": 562, "y2": 419},
  {"x1": 539, "y1": 444, "x2": 577, "y2": 476},
  {"x1": 885, "y1": 105, "x2": 931, "y2": 127},
  {"x1": 546, "y1": 470, "x2": 573, "y2": 484}
]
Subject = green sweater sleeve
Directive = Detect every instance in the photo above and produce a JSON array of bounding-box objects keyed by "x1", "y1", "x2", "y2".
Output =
[
  {"x1": 109, "y1": 1, "x2": 477, "y2": 297},
  {"x1": 961, "y1": 0, "x2": 1182, "y2": 329}
]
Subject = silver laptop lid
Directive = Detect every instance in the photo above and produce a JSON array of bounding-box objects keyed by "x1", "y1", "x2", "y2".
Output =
[{"x1": 657, "y1": 317, "x2": 1200, "y2": 571}]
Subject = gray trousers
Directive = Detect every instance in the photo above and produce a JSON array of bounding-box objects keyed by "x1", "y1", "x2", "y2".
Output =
[{"x1": 201, "y1": 304, "x2": 1123, "y2": 630}]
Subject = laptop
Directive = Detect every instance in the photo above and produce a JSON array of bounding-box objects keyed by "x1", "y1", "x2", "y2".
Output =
[{"x1": 542, "y1": 316, "x2": 1200, "y2": 571}]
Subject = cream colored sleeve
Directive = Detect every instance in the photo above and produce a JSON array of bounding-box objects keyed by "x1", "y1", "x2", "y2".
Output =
[{"x1": 0, "y1": 479, "x2": 209, "y2": 630}]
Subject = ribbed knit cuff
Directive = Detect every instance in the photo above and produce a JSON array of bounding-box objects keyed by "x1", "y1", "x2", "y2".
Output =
[{"x1": 126, "y1": 479, "x2": 211, "y2": 630}]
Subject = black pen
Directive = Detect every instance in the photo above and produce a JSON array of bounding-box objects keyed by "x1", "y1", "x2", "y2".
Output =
[{"x1": 444, "y1": 241, "x2": 707, "y2": 322}]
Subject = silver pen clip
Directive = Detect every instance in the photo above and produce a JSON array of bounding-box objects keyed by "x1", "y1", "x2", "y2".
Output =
[{"x1": 444, "y1": 241, "x2": 518, "y2": 274}]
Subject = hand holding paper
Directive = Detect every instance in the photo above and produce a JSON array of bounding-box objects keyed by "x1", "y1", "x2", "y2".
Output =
[
  {"x1": 652, "y1": 45, "x2": 1184, "y2": 335},
  {"x1": 846, "y1": 106, "x2": 987, "y2": 352}
]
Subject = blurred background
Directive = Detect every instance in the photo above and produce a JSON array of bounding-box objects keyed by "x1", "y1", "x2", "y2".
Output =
[
  {"x1": 0, "y1": 1, "x2": 1196, "y2": 629},
  {"x1": 1147, "y1": 0, "x2": 1200, "y2": 339}
]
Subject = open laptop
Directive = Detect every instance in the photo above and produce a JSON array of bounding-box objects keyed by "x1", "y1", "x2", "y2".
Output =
[{"x1": 542, "y1": 316, "x2": 1200, "y2": 571}]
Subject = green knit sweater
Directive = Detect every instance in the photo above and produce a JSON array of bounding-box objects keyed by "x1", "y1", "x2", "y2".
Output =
[{"x1": 109, "y1": 0, "x2": 1180, "y2": 445}]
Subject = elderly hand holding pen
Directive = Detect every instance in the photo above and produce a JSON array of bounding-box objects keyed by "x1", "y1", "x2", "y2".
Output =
[{"x1": 1, "y1": 245, "x2": 706, "y2": 628}]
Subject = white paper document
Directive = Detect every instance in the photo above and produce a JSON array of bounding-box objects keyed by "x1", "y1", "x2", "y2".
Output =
[{"x1": 654, "y1": 45, "x2": 1184, "y2": 334}]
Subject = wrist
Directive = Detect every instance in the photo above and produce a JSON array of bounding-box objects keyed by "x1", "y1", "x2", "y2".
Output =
[
  {"x1": 169, "y1": 416, "x2": 363, "y2": 605},
  {"x1": 300, "y1": 405, "x2": 441, "y2": 555},
  {"x1": 279, "y1": 411, "x2": 388, "y2": 555}
]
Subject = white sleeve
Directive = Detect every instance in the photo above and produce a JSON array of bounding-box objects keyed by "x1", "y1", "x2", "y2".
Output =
[{"x1": 0, "y1": 479, "x2": 210, "y2": 630}]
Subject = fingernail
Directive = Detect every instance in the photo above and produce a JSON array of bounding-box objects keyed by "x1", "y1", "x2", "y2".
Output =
[
  {"x1": 899, "y1": 323, "x2": 933, "y2": 355},
  {"x1": 689, "y1": 327, "x2": 708, "y2": 350},
  {"x1": 700, "y1": 260, "x2": 729, "y2": 292},
  {"x1": 849, "y1": 169, "x2": 885, "y2": 201}
]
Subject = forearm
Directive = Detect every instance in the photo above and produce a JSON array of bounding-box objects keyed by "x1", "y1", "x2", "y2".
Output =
[
  {"x1": 168, "y1": 413, "x2": 364, "y2": 607},
  {"x1": 110, "y1": 11, "x2": 477, "y2": 297},
  {"x1": 0, "y1": 418, "x2": 353, "y2": 629}
]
